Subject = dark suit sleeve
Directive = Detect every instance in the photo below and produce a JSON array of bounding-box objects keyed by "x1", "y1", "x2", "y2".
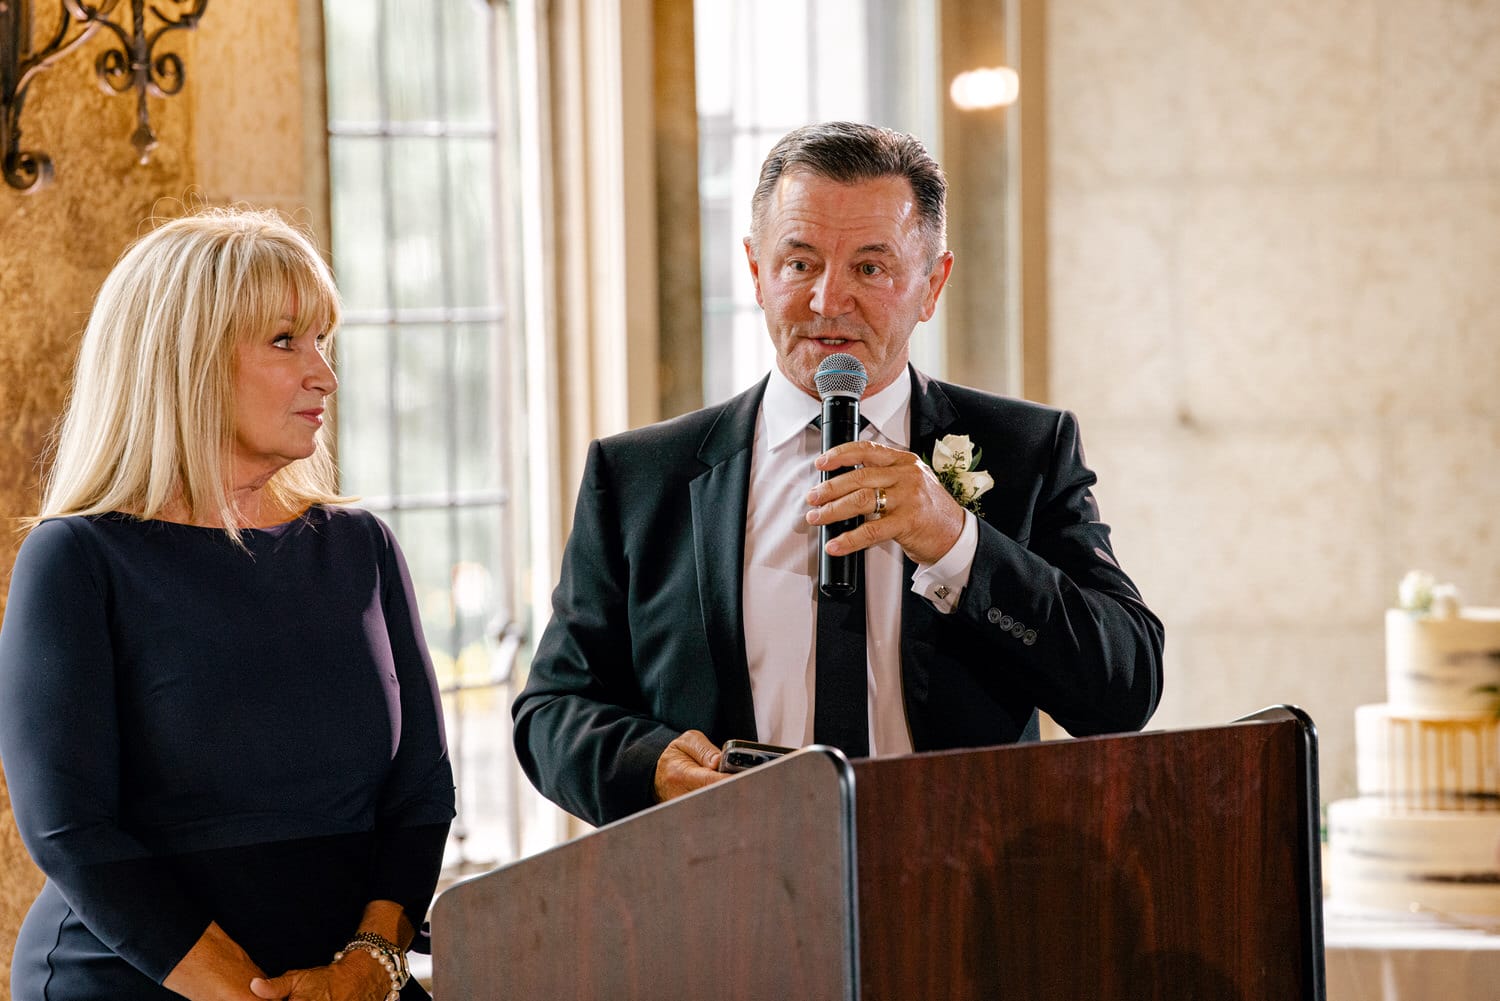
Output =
[
  {"x1": 956, "y1": 410, "x2": 1164, "y2": 735},
  {"x1": 512, "y1": 441, "x2": 679, "y2": 826}
]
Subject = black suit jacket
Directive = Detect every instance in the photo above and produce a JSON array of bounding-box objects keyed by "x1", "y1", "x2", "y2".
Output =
[{"x1": 513, "y1": 368, "x2": 1164, "y2": 826}]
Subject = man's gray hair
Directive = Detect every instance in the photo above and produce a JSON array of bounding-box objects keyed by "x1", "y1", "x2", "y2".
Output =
[{"x1": 749, "y1": 121, "x2": 948, "y2": 265}]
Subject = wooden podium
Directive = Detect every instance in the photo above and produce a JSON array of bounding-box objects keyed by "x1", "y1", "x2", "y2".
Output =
[{"x1": 433, "y1": 707, "x2": 1324, "y2": 1000}]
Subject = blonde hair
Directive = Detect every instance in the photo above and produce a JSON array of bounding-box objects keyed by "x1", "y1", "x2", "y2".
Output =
[{"x1": 30, "y1": 206, "x2": 349, "y2": 540}]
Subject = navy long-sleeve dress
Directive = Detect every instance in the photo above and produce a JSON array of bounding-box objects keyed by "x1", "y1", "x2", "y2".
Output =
[{"x1": 0, "y1": 506, "x2": 456, "y2": 1000}]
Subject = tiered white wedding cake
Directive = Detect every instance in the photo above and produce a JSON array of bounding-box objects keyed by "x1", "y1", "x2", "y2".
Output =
[{"x1": 1327, "y1": 572, "x2": 1500, "y2": 916}]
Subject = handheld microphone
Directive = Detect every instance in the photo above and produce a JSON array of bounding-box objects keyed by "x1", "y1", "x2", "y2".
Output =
[{"x1": 813, "y1": 354, "x2": 868, "y2": 597}]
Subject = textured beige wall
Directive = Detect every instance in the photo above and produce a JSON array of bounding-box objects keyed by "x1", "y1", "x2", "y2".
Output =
[
  {"x1": 1046, "y1": 0, "x2": 1500, "y2": 806},
  {"x1": 0, "y1": 5, "x2": 313, "y2": 995}
]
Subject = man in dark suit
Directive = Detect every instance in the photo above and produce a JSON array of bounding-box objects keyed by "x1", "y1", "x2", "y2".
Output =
[{"x1": 513, "y1": 122, "x2": 1164, "y2": 827}]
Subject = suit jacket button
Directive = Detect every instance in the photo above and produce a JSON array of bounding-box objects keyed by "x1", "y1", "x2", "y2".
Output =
[
  {"x1": 987, "y1": 608, "x2": 1002, "y2": 624},
  {"x1": 998, "y1": 614, "x2": 1014, "y2": 630},
  {"x1": 1023, "y1": 629, "x2": 1037, "y2": 646},
  {"x1": 1010, "y1": 622, "x2": 1026, "y2": 638}
]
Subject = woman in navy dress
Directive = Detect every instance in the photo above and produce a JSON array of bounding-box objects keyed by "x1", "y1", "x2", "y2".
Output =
[{"x1": 0, "y1": 208, "x2": 455, "y2": 1000}]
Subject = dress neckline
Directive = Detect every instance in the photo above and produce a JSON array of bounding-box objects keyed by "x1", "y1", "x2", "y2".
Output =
[{"x1": 104, "y1": 506, "x2": 322, "y2": 537}]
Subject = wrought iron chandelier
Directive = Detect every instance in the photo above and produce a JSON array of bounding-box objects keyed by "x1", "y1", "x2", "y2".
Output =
[{"x1": 1, "y1": 0, "x2": 208, "y2": 194}]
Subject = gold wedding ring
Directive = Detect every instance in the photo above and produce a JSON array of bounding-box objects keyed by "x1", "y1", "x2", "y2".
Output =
[{"x1": 873, "y1": 487, "x2": 888, "y2": 517}]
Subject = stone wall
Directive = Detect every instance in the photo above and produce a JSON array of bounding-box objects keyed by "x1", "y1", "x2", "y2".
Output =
[{"x1": 1046, "y1": 0, "x2": 1500, "y2": 806}]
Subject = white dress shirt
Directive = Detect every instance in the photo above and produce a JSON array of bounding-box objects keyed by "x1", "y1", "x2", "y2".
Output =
[{"x1": 741, "y1": 368, "x2": 979, "y2": 755}]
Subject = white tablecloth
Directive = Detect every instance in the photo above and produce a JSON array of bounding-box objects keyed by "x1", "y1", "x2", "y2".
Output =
[{"x1": 1324, "y1": 901, "x2": 1500, "y2": 1001}]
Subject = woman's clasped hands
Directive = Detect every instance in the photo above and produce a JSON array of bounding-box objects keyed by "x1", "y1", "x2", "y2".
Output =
[{"x1": 250, "y1": 948, "x2": 395, "y2": 1001}]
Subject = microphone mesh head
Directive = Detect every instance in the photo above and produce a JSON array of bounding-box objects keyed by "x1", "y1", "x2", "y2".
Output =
[{"x1": 814, "y1": 354, "x2": 868, "y2": 400}]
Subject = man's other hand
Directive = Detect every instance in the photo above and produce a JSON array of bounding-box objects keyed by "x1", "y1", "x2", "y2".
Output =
[{"x1": 653, "y1": 729, "x2": 728, "y2": 803}]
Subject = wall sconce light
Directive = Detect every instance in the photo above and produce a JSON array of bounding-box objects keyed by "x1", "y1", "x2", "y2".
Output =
[
  {"x1": 2, "y1": 0, "x2": 208, "y2": 194},
  {"x1": 950, "y1": 66, "x2": 1020, "y2": 111}
]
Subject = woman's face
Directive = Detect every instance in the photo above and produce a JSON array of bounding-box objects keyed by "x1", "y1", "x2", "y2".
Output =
[{"x1": 231, "y1": 297, "x2": 337, "y2": 484}]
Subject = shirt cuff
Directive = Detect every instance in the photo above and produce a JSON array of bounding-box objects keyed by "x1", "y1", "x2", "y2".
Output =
[{"x1": 910, "y1": 511, "x2": 978, "y2": 614}]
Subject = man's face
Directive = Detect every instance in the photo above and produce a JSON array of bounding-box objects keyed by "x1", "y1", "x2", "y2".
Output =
[{"x1": 745, "y1": 170, "x2": 953, "y2": 399}]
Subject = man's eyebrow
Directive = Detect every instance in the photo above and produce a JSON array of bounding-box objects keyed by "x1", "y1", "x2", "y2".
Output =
[{"x1": 779, "y1": 237, "x2": 896, "y2": 256}]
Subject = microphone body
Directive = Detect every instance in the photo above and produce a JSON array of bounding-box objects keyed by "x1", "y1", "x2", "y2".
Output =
[
  {"x1": 814, "y1": 354, "x2": 868, "y2": 597},
  {"x1": 819, "y1": 394, "x2": 862, "y2": 596}
]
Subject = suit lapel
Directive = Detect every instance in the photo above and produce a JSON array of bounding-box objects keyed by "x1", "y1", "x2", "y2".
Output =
[
  {"x1": 689, "y1": 377, "x2": 767, "y2": 740},
  {"x1": 908, "y1": 365, "x2": 960, "y2": 460},
  {"x1": 901, "y1": 367, "x2": 961, "y2": 710}
]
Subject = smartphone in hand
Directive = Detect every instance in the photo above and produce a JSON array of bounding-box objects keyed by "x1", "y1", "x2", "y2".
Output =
[{"x1": 717, "y1": 739, "x2": 797, "y2": 773}]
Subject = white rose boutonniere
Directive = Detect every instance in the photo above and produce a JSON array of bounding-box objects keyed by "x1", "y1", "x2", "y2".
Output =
[{"x1": 928, "y1": 433, "x2": 994, "y2": 516}]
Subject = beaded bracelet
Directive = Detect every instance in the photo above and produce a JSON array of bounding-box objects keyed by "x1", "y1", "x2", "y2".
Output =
[{"x1": 334, "y1": 931, "x2": 410, "y2": 1001}]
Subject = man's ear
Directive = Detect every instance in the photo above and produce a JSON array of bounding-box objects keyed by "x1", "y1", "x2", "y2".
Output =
[
  {"x1": 743, "y1": 236, "x2": 765, "y2": 308},
  {"x1": 920, "y1": 251, "x2": 955, "y2": 321}
]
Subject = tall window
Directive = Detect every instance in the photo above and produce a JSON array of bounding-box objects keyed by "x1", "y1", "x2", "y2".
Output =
[
  {"x1": 324, "y1": 0, "x2": 523, "y2": 874},
  {"x1": 694, "y1": 0, "x2": 943, "y2": 404}
]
